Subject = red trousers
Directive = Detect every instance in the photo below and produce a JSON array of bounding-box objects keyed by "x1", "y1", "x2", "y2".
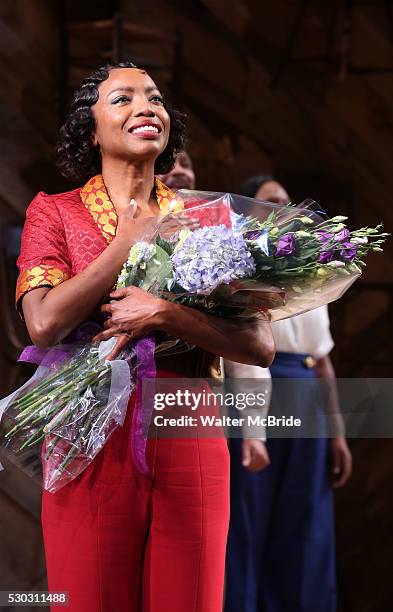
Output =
[{"x1": 41, "y1": 372, "x2": 230, "y2": 612}]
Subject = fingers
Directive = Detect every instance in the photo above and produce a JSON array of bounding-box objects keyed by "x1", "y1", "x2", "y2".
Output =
[
  {"x1": 341, "y1": 453, "x2": 353, "y2": 486},
  {"x1": 242, "y1": 440, "x2": 251, "y2": 467},
  {"x1": 106, "y1": 335, "x2": 131, "y2": 361},
  {"x1": 100, "y1": 288, "x2": 140, "y2": 315},
  {"x1": 332, "y1": 448, "x2": 341, "y2": 477},
  {"x1": 165, "y1": 210, "x2": 197, "y2": 222},
  {"x1": 109, "y1": 287, "x2": 130, "y2": 300},
  {"x1": 332, "y1": 463, "x2": 345, "y2": 488},
  {"x1": 100, "y1": 291, "x2": 129, "y2": 314},
  {"x1": 176, "y1": 215, "x2": 199, "y2": 229},
  {"x1": 249, "y1": 447, "x2": 270, "y2": 472},
  {"x1": 101, "y1": 303, "x2": 113, "y2": 314},
  {"x1": 333, "y1": 451, "x2": 352, "y2": 488},
  {"x1": 129, "y1": 198, "x2": 137, "y2": 217},
  {"x1": 331, "y1": 439, "x2": 353, "y2": 488},
  {"x1": 92, "y1": 327, "x2": 123, "y2": 343},
  {"x1": 93, "y1": 320, "x2": 138, "y2": 344},
  {"x1": 331, "y1": 448, "x2": 342, "y2": 487},
  {"x1": 242, "y1": 440, "x2": 270, "y2": 472},
  {"x1": 109, "y1": 286, "x2": 145, "y2": 300},
  {"x1": 159, "y1": 212, "x2": 200, "y2": 233}
]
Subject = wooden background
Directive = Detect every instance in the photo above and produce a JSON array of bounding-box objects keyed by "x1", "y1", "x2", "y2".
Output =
[{"x1": 0, "y1": 1, "x2": 392, "y2": 610}]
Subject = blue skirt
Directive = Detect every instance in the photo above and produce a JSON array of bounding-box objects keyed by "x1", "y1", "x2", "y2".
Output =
[{"x1": 225, "y1": 352, "x2": 337, "y2": 612}]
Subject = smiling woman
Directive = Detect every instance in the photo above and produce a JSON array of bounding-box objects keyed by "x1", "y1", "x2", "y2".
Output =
[
  {"x1": 15, "y1": 61, "x2": 274, "y2": 612},
  {"x1": 56, "y1": 63, "x2": 186, "y2": 183},
  {"x1": 92, "y1": 73, "x2": 169, "y2": 171}
]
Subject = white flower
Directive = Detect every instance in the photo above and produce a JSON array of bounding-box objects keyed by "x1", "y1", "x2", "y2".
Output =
[
  {"x1": 327, "y1": 260, "x2": 345, "y2": 268},
  {"x1": 351, "y1": 237, "x2": 368, "y2": 245},
  {"x1": 330, "y1": 215, "x2": 348, "y2": 222}
]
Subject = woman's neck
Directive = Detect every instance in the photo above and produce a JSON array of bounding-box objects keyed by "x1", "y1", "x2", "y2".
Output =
[{"x1": 101, "y1": 159, "x2": 156, "y2": 215}]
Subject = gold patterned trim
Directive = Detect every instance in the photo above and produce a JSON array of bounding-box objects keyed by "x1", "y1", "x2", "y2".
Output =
[
  {"x1": 80, "y1": 174, "x2": 182, "y2": 243},
  {"x1": 16, "y1": 265, "x2": 70, "y2": 304},
  {"x1": 155, "y1": 177, "x2": 184, "y2": 213}
]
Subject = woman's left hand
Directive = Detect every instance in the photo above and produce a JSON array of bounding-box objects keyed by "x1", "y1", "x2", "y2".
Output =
[
  {"x1": 242, "y1": 439, "x2": 270, "y2": 472},
  {"x1": 330, "y1": 436, "x2": 352, "y2": 488},
  {"x1": 92, "y1": 286, "x2": 166, "y2": 359}
]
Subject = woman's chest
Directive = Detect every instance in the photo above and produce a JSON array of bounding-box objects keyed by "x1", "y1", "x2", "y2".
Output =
[{"x1": 59, "y1": 199, "x2": 109, "y2": 275}]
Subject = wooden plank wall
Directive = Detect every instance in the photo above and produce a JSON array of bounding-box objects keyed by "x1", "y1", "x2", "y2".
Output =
[
  {"x1": 0, "y1": 1, "x2": 59, "y2": 609},
  {"x1": 0, "y1": 1, "x2": 392, "y2": 610}
]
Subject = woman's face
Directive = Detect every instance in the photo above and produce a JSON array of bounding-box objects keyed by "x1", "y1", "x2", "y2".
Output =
[
  {"x1": 255, "y1": 180, "x2": 290, "y2": 205},
  {"x1": 92, "y1": 68, "x2": 170, "y2": 165},
  {"x1": 158, "y1": 151, "x2": 196, "y2": 190}
]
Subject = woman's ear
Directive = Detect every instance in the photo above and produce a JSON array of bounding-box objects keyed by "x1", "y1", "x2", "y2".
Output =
[{"x1": 92, "y1": 132, "x2": 98, "y2": 147}]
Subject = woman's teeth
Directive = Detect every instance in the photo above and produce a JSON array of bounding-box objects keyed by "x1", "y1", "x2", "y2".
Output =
[{"x1": 132, "y1": 125, "x2": 159, "y2": 134}]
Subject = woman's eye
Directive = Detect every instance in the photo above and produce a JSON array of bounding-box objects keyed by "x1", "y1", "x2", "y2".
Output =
[
  {"x1": 150, "y1": 95, "x2": 164, "y2": 104},
  {"x1": 112, "y1": 95, "x2": 130, "y2": 105}
]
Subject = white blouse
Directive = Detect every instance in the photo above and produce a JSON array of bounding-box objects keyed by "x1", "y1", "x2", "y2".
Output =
[
  {"x1": 271, "y1": 305, "x2": 334, "y2": 358},
  {"x1": 221, "y1": 306, "x2": 334, "y2": 441}
]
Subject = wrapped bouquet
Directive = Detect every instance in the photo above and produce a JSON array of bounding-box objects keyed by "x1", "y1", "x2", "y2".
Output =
[{"x1": 0, "y1": 191, "x2": 387, "y2": 491}]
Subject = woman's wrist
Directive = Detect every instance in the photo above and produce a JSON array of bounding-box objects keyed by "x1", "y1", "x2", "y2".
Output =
[
  {"x1": 153, "y1": 298, "x2": 174, "y2": 332},
  {"x1": 113, "y1": 231, "x2": 131, "y2": 250},
  {"x1": 154, "y1": 299, "x2": 204, "y2": 336}
]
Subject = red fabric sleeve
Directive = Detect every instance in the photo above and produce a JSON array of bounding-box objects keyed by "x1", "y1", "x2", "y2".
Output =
[{"x1": 16, "y1": 192, "x2": 72, "y2": 309}]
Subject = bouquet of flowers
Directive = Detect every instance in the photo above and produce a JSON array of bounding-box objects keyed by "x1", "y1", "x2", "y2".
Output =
[{"x1": 0, "y1": 191, "x2": 387, "y2": 491}]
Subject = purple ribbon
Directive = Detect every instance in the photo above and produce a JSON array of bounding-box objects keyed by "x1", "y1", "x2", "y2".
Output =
[
  {"x1": 18, "y1": 345, "x2": 69, "y2": 367},
  {"x1": 131, "y1": 336, "x2": 157, "y2": 474},
  {"x1": 17, "y1": 325, "x2": 157, "y2": 475},
  {"x1": 17, "y1": 322, "x2": 102, "y2": 367}
]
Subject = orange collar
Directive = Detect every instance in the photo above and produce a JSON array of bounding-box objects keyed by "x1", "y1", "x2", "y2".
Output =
[{"x1": 80, "y1": 174, "x2": 181, "y2": 243}]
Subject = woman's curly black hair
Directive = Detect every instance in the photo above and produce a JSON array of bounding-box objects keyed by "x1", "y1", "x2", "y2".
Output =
[{"x1": 56, "y1": 61, "x2": 187, "y2": 182}]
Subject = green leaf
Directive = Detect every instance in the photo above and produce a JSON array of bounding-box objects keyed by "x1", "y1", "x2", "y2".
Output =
[
  {"x1": 139, "y1": 244, "x2": 173, "y2": 292},
  {"x1": 156, "y1": 234, "x2": 175, "y2": 255},
  {"x1": 265, "y1": 211, "x2": 276, "y2": 225}
]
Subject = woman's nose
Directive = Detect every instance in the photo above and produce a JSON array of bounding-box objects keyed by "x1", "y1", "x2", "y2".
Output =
[{"x1": 134, "y1": 102, "x2": 155, "y2": 117}]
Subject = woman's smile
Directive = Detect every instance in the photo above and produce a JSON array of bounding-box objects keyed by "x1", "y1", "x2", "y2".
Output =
[
  {"x1": 128, "y1": 120, "x2": 163, "y2": 139},
  {"x1": 92, "y1": 68, "x2": 170, "y2": 161}
]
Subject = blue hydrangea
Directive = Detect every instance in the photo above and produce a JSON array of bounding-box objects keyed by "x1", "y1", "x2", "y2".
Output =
[
  {"x1": 127, "y1": 241, "x2": 156, "y2": 267},
  {"x1": 171, "y1": 225, "x2": 256, "y2": 294}
]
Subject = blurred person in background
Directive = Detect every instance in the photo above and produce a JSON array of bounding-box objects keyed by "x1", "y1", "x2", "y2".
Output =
[
  {"x1": 157, "y1": 149, "x2": 196, "y2": 191},
  {"x1": 224, "y1": 176, "x2": 353, "y2": 612}
]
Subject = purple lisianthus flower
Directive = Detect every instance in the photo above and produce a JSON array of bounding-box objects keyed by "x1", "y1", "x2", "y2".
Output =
[
  {"x1": 316, "y1": 230, "x2": 334, "y2": 243},
  {"x1": 340, "y1": 241, "x2": 357, "y2": 261},
  {"x1": 275, "y1": 233, "x2": 296, "y2": 257},
  {"x1": 335, "y1": 228, "x2": 350, "y2": 242},
  {"x1": 318, "y1": 249, "x2": 335, "y2": 263}
]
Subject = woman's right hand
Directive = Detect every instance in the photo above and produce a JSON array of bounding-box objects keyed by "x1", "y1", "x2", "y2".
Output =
[
  {"x1": 116, "y1": 203, "x2": 199, "y2": 245},
  {"x1": 116, "y1": 203, "x2": 158, "y2": 245},
  {"x1": 157, "y1": 211, "x2": 200, "y2": 239}
]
